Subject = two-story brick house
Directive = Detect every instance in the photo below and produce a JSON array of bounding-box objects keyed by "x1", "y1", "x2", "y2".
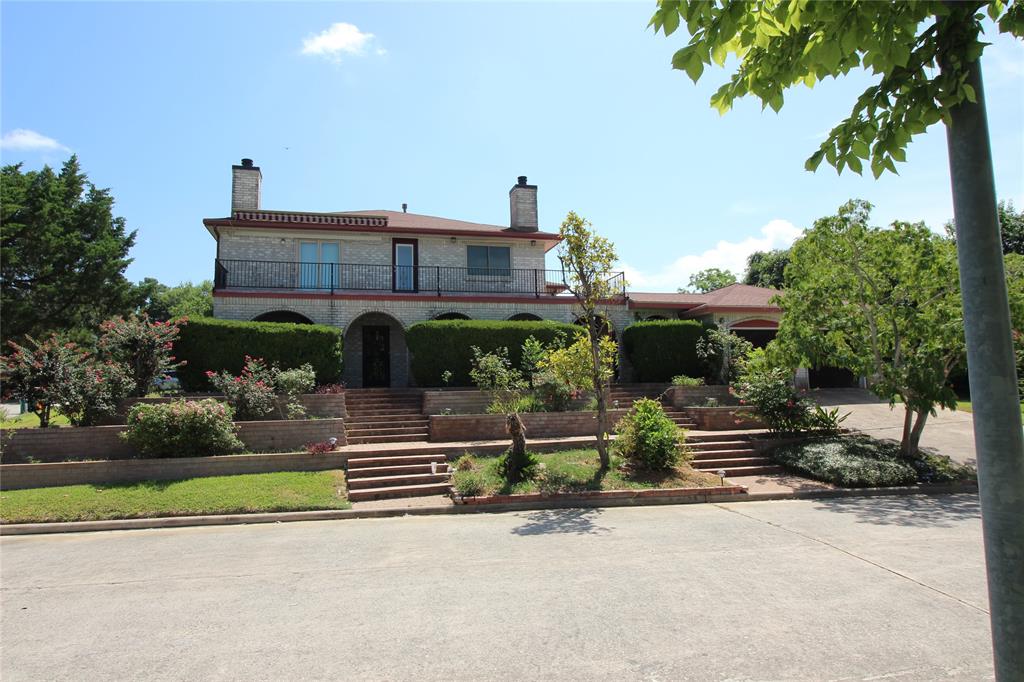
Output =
[{"x1": 207, "y1": 159, "x2": 783, "y2": 387}]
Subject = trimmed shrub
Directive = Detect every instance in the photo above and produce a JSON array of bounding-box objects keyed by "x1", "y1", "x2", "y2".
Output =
[
  {"x1": 174, "y1": 317, "x2": 342, "y2": 390},
  {"x1": 770, "y1": 437, "x2": 918, "y2": 488},
  {"x1": 613, "y1": 398, "x2": 685, "y2": 471},
  {"x1": 622, "y1": 320, "x2": 709, "y2": 382},
  {"x1": 671, "y1": 375, "x2": 704, "y2": 386},
  {"x1": 121, "y1": 399, "x2": 243, "y2": 458},
  {"x1": 406, "y1": 320, "x2": 577, "y2": 386}
]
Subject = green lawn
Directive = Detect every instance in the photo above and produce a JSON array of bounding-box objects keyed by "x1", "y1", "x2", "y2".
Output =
[
  {"x1": 0, "y1": 470, "x2": 350, "y2": 524},
  {"x1": 451, "y1": 448, "x2": 721, "y2": 497},
  {"x1": 953, "y1": 401, "x2": 1024, "y2": 418},
  {"x1": 0, "y1": 411, "x2": 71, "y2": 429}
]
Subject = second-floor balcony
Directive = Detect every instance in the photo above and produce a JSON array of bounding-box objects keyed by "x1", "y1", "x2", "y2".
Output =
[{"x1": 213, "y1": 258, "x2": 627, "y2": 298}]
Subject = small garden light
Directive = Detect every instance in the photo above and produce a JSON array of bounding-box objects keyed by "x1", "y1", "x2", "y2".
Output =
[
  {"x1": 328, "y1": 437, "x2": 338, "y2": 448},
  {"x1": 717, "y1": 469, "x2": 727, "y2": 485}
]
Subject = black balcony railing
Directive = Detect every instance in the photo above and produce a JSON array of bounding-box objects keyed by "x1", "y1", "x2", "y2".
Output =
[{"x1": 213, "y1": 259, "x2": 627, "y2": 298}]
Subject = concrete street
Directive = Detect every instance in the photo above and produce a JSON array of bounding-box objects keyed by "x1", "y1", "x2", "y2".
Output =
[
  {"x1": 1, "y1": 496, "x2": 992, "y2": 681},
  {"x1": 813, "y1": 388, "x2": 978, "y2": 467}
]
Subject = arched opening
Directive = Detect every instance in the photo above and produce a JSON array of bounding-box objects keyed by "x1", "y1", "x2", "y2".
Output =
[
  {"x1": 252, "y1": 310, "x2": 314, "y2": 324},
  {"x1": 432, "y1": 312, "x2": 471, "y2": 320},
  {"x1": 343, "y1": 312, "x2": 408, "y2": 388},
  {"x1": 507, "y1": 313, "x2": 543, "y2": 321}
]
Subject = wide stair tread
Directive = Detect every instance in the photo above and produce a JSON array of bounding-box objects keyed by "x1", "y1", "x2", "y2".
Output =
[
  {"x1": 689, "y1": 440, "x2": 755, "y2": 451},
  {"x1": 693, "y1": 456, "x2": 772, "y2": 469},
  {"x1": 348, "y1": 454, "x2": 448, "y2": 468},
  {"x1": 347, "y1": 463, "x2": 443, "y2": 478},
  {"x1": 347, "y1": 482, "x2": 452, "y2": 502},
  {"x1": 691, "y1": 448, "x2": 761, "y2": 459},
  {"x1": 348, "y1": 472, "x2": 450, "y2": 489},
  {"x1": 346, "y1": 434, "x2": 430, "y2": 444},
  {"x1": 699, "y1": 464, "x2": 785, "y2": 477}
]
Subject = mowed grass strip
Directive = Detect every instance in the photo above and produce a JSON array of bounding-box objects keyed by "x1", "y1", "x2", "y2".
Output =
[
  {"x1": 0, "y1": 470, "x2": 350, "y2": 524},
  {"x1": 0, "y1": 412, "x2": 72, "y2": 429},
  {"x1": 464, "y1": 448, "x2": 720, "y2": 496}
]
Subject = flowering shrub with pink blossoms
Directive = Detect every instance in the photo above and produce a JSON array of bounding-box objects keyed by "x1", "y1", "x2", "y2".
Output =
[
  {"x1": 205, "y1": 357, "x2": 277, "y2": 421},
  {"x1": 98, "y1": 315, "x2": 186, "y2": 397},
  {"x1": 121, "y1": 399, "x2": 242, "y2": 458}
]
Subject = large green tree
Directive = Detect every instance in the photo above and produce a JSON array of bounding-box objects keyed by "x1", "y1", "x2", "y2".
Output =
[
  {"x1": 1, "y1": 156, "x2": 137, "y2": 345},
  {"x1": 743, "y1": 249, "x2": 790, "y2": 289},
  {"x1": 682, "y1": 266, "x2": 737, "y2": 293},
  {"x1": 777, "y1": 201, "x2": 964, "y2": 455},
  {"x1": 135, "y1": 278, "x2": 214, "y2": 320},
  {"x1": 651, "y1": 3, "x2": 1024, "y2": 669}
]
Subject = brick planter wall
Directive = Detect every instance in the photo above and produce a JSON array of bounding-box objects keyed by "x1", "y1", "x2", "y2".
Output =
[
  {"x1": 682, "y1": 407, "x2": 765, "y2": 430},
  {"x1": 422, "y1": 390, "x2": 590, "y2": 415},
  {"x1": 0, "y1": 451, "x2": 348, "y2": 490},
  {"x1": 667, "y1": 385, "x2": 734, "y2": 407},
  {"x1": 0, "y1": 418, "x2": 347, "y2": 464},
  {"x1": 100, "y1": 393, "x2": 346, "y2": 425},
  {"x1": 430, "y1": 409, "x2": 628, "y2": 442}
]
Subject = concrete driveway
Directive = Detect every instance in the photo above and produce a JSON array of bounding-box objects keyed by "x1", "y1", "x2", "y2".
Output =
[
  {"x1": 1, "y1": 496, "x2": 993, "y2": 681},
  {"x1": 812, "y1": 388, "x2": 978, "y2": 467}
]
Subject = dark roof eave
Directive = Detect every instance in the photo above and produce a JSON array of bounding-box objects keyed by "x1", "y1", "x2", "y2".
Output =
[{"x1": 203, "y1": 217, "x2": 562, "y2": 245}]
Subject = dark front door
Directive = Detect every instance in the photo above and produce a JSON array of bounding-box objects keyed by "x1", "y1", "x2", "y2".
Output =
[{"x1": 362, "y1": 326, "x2": 391, "y2": 387}]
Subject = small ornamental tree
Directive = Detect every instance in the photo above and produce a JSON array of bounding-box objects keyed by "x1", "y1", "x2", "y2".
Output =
[
  {"x1": 206, "y1": 356, "x2": 277, "y2": 421},
  {"x1": 468, "y1": 345, "x2": 536, "y2": 484},
  {"x1": 0, "y1": 335, "x2": 85, "y2": 427},
  {"x1": 98, "y1": 314, "x2": 185, "y2": 397},
  {"x1": 558, "y1": 211, "x2": 622, "y2": 469},
  {"x1": 538, "y1": 330, "x2": 617, "y2": 403}
]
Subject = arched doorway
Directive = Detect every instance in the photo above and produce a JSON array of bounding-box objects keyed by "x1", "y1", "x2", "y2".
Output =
[
  {"x1": 432, "y1": 312, "x2": 471, "y2": 320},
  {"x1": 343, "y1": 312, "x2": 407, "y2": 388},
  {"x1": 507, "y1": 313, "x2": 543, "y2": 321},
  {"x1": 252, "y1": 310, "x2": 314, "y2": 324}
]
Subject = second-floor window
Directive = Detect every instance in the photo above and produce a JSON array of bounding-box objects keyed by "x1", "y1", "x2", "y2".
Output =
[
  {"x1": 467, "y1": 245, "x2": 511, "y2": 276},
  {"x1": 299, "y1": 240, "x2": 340, "y2": 289}
]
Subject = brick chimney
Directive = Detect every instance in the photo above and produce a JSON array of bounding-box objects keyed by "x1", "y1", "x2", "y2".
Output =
[
  {"x1": 231, "y1": 158, "x2": 261, "y2": 213},
  {"x1": 509, "y1": 175, "x2": 538, "y2": 232}
]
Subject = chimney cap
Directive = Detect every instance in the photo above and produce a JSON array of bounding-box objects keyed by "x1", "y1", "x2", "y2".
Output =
[
  {"x1": 517, "y1": 175, "x2": 528, "y2": 186},
  {"x1": 241, "y1": 158, "x2": 254, "y2": 168}
]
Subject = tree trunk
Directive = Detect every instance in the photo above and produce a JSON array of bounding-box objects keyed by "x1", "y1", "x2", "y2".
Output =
[
  {"x1": 506, "y1": 411, "x2": 527, "y2": 479},
  {"x1": 37, "y1": 403, "x2": 50, "y2": 428},
  {"x1": 595, "y1": 385, "x2": 609, "y2": 469},
  {"x1": 941, "y1": 18, "x2": 1024, "y2": 677},
  {"x1": 900, "y1": 404, "x2": 915, "y2": 456},
  {"x1": 907, "y1": 409, "x2": 929, "y2": 458}
]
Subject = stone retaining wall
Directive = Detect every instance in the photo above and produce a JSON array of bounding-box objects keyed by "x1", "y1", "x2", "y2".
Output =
[
  {"x1": 0, "y1": 451, "x2": 349, "y2": 490},
  {"x1": 0, "y1": 418, "x2": 347, "y2": 464},
  {"x1": 667, "y1": 385, "x2": 735, "y2": 407},
  {"x1": 422, "y1": 389, "x2": 589, "y2": 415},
  {"x1": 682, "y1": 407, "x2": 764, "y2": 430},
  {"x1": 429, "y1": 409, "x2": 628, "y2": 442},
  {"x1": 100, "y1": 393, "x2": 346, "y2": 424}
]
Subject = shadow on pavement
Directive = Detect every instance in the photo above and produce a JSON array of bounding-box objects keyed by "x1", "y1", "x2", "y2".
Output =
[
  {"x1": 510, "y1": 508, "x2": 610, "y2": 537},
  {"x1": 813, "y1": 493, "x2": 980, "y2": 528}
]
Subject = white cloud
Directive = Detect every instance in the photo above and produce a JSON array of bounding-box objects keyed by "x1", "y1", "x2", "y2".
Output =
[
  {"x1": 301, "y1": 23, "x2": 380, "y2": 63},
  {"x1": 619, "y1": 219, "x2": 802, "y2": 292},
  {"x1": 0, "y1": 129, "x2": 69, "y2": 152}
]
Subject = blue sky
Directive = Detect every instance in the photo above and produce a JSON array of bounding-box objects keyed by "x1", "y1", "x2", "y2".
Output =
[{"x1": 2, "y1": 2, "x2": 1022, "y2": 292}]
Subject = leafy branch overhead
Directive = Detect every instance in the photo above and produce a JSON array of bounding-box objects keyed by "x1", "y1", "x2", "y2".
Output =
[{"x1": 650, "y1": 0, "x2": 1024, "y2": 177}]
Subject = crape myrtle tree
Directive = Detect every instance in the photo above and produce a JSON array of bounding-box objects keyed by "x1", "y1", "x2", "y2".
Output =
[
  {"x1": 650, "y1": 1, "x2": 1024, "y2": 673},
  {"x1": 1, "y1": 156, "x2": 138, "y2": 346},
  {"x1": 558, "y1": 211, "x2": 621, "y2": 470},
  {"x1": 777, "y1": 201, "x2": 972, "y2": 456}
]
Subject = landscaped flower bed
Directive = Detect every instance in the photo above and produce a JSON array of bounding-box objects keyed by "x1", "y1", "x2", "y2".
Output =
[
  {"x1": 767, "y1": 435, "x2": 976, "y2": 488},
  {"x1": 449, "y1": 448, "x2": 725, "y2": 499}
]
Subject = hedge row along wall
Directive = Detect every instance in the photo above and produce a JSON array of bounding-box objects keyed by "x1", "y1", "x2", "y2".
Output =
[
  {"x1": 406, "y1": 319, "x2": 579, "y2": 387},
  {"x1": 174, "y1": 317, "x2": 344, "y2": 390},
  {"x1": 622, "y1": 320, "x2": 709, "y2": 382}
]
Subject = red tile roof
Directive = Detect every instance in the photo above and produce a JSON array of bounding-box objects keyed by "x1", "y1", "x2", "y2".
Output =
[{"x1": 628, "y1": 284, "x2": 781, "y2": 311}]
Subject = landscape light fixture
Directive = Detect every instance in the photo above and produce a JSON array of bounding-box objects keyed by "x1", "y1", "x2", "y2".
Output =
[{"x1": 717, "y1": 469, "x2": 726, "y2": 485}]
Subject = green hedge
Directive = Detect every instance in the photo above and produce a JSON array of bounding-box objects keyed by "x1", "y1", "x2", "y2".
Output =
[
  {"x1": 174, "y1": 317, "x2": 343, "y2": 390},
  {"x1": 406, "y1": 319, "x2": 578, "y2": 386},
  {"x1": 622, "y1": 320, "x2": 708, "y2": 382}
]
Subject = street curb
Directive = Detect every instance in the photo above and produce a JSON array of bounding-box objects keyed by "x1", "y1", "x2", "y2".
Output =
[{"x1": 0, "y1": 481, "x2": 978, "y2": 536}]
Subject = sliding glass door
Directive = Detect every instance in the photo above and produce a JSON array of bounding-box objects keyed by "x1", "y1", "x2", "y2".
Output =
[{"x1": 299, "y1": 241, "x2": 340, "y2": 290}]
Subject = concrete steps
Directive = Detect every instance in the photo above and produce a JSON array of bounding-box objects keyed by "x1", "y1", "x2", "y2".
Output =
[
  {"x1": 346, "y1": 452, "x2": 451, "y2": 501},
  {"x1": 687, "y1": 438, "x2": 784, "y2": 477},
  {"x1": 345, "y1": 390, "x2": 428, "y2": 445}
]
